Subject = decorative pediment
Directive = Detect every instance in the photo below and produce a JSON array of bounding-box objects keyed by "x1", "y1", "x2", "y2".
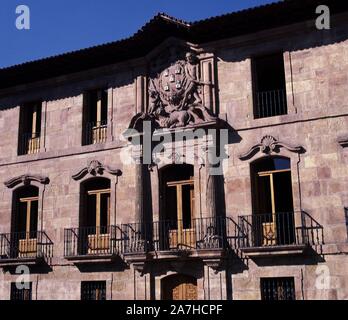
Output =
[
  {"x1": 72, "y1": 160, "x2": 122, "y2": 181},
  {"x1": 4, "y1": 174, "x2": 49, "y2": 188},
  {"x1": 128, "y1": 51, "x2": 220, "y2": 132},
  {"x1": 238, "y1": 135, "x2": 305, "y2": 160},
  {"x1": 338, "y1": 137, "x2": 348, "y2": 147}
]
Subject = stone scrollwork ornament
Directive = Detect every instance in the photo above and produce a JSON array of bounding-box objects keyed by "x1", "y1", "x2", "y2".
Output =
[
  {"x1": 238, "y1": 135, "x2": 304, "y2": 160},
  {"x1": 4, "y1": 174, "x2": 50, "y2": 188},
  {"x1": 72, "y1": 160, "x2": 122, "y2": 181},
  {"x1": 129, "y1": 52, "x2": 217, "y2": 130}
]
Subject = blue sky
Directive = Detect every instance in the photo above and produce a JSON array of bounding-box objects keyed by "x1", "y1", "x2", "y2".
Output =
[{"x1": 0, "y1": 0, "x2": 277, "y2": 68}]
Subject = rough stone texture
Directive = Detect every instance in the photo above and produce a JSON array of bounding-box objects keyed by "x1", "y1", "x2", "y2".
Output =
[{"x1": 0, "y1": 14, "x2": 348, "y2": 300}]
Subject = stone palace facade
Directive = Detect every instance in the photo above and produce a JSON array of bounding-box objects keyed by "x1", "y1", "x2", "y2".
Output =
[{"x1": 0, "y1": 0, "x2": 347, "y2": 300}]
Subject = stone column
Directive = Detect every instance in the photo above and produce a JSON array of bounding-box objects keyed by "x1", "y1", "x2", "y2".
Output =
[
  {"x1": 135, "y1": 75, "x2": 145, "y2": 114},
  {"x1": 132, "y1": 144, "x2": 144, "y2": 224},
  {"x1": 202, "y1": 134, "x2": 226, "y2": 251},
  {"x1": 203, "y1": 137, "x2": 218, "y2": 219},
  {"x1": 132, "y1": 144, "x2": 152, "y2": 248},
  {"x1": 201, "y1": 55, "x2": 215, "y2": 114}
]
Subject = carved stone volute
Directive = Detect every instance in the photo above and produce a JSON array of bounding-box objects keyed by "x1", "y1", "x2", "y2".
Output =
[
  {"x1": 239, "y1": 135, "x2": 305, "y2": 160},
  {"x1": 4, "y1": 174, "x2": 49, "y2": 188},
  {"x1": 72, "y1": 160, "x2": 122, "y2": 181}
]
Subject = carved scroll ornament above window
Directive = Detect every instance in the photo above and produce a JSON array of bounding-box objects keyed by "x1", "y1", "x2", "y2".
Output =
[
  {"x1": 4, "y1": 174, "x2": 50, "y2": 188},
  {"x1": 72, "y1": 160, "x2": 122, "y2": 181},
  {"x1": 238, "y1": 135, "x2": 305, "y2": 161}
]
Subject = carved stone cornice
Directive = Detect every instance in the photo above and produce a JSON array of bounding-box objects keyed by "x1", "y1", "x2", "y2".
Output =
[
  {"x1": 72, "y1": 160, "x2": 122, "y2": 181},
  {"x1": 338, "y1": 137, "x2": 348, "y2": 147},
  {"x1": 238, "y1": 135, "x2": 304, "y2": 161},
  {"x1": 4, "y1": 174, "x2": 49, "y2": 188}
]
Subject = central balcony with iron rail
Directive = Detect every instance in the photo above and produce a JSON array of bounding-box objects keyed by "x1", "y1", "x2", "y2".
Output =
[
  {"x1": 121, "y1": 217, "x2": 242, "y2": 267},
  {"x1": 63, "y1": 217, "x2": 242, "y2": 266}
]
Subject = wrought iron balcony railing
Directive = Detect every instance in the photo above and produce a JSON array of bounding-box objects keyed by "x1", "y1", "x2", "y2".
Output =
[
  {"x1": 0, "y1": 231, "x2": 53, "y2": 263},
  {"x1": 225, "y1": 217, "x2": 248, "y2": 249},
  {"x1": 254, "y1": 89, "x2": 287, "y2": 119},
  {"x1": 238, "y1": 211, "x2": 324, "y2": 249},
  {"x1": 64, "y1": 226, "x2": 123, "y2": 258},
  {"x1": 18, "y1": 132, "x2": 40, "y2": 155},
  {"x1": 122, "y1": 217, "x2": 241, "y2": 254},
  {"x1": 84, "y1": 121, "x2": 107, "y2": 145}
]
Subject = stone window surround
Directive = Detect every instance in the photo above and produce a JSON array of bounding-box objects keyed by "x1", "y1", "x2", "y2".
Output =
[
  {"x1": 16, "y1": 85, "x2": 114, "y2": 159},
  {"x1": 246, "y1": 51, "x2": 296, "y2": 123},
  {"x1": 81, "y1": 86, "x2": 114, "y2": 145},
  {"x1": 4, "y1": 174, "x2": 50, "y2": 233},
  {"x1": 238, "y1": 135, "x2": 305, "y2": 214},
  {"x1": 71, "y1": 160, "x2": 122, "y2": 227}
]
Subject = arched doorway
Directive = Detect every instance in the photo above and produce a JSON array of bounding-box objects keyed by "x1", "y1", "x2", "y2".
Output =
[
  {"x1": 162, "y1": 274, "x2": 198, "y2": 300},
  {"x1": 250, "y1": 156, "x2": 295, "y2": 246},
  {"x1": 159, "y1": 164, "x2": 195, "y2": 250}
]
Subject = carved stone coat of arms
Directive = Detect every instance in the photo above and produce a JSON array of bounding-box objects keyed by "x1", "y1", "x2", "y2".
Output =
[{"x1": 129, "y1": 52, "x2": 217, "y2": 130}]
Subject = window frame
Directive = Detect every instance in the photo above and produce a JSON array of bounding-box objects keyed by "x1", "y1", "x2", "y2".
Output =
[{"x1": 260, "y1": 277, "x2": 296, "y2": 300}]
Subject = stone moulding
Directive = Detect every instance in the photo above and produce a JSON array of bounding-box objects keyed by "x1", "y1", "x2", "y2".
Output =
[
  {"x1": 338, "y1": 137, "x2": 348, "y2": 147},
  {"x1": 4, "y1": 174, "x2": 50, "y2": 188},
  {"x1": 72, "y1": 160, "x2": 122, "y2": 181},
  {"x1": 238, "y1": 135, "x2": 305, "y2": 161}
]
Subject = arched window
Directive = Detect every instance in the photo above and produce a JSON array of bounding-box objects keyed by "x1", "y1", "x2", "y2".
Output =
[
  {"x1": 159, "y1": 164, "x2": 195, "y2": 249},
  {"x1": 250, "y1": 157, "x2": 295, "y2": 246},
  {"x1": 79, "y1": 177, "x2": 111, "y2": 255},
  {"x1": 11, "y1": 186, "x2": 39, "y2": 258},
  {"x1": 161, "y1": 274, "x2": 197, "y2": 300}
]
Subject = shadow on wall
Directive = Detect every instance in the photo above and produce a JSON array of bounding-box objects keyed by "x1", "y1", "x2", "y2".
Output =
[
  {"x1": 0, "y1": 70, "x2": 134, "y2": 112},
  {"x1": 216, "y1": 17, "x2": 348, "y2": 64}
]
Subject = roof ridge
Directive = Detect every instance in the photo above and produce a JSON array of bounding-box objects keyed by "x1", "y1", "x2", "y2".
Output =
[
  {"x1": 156, "y1": 12, "x2": 191, "y2": 27},
  {"x1": 190, "y1": 0, "x2": 283, "y2": 25}
]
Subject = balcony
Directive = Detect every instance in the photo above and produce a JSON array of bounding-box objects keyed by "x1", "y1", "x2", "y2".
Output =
[
  {"x1": 0, "y1": 231, "x2": 53, "y2": 267},
  {"x1": 18, "y1": 132, "x2": 40, "y2": 155},
  {"x1": 85, "y1": 121, "x2": 107, "y2": 145},
  {"x1": 64, "y1": 226, "x2": 123, "y2": 263},
  {"x1": 238, "y1": 211, "x2": 324, "y2": 257},
  {"x1": 121, "y1": 217, "x2": 240, "y2": 264},
  {"x1": 254, "y1": 89, "x2": 287, "y2": 119}
]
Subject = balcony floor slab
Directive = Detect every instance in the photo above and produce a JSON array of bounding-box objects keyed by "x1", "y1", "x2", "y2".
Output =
[{"x1": 241, "y1": 244, "x2": 308, "y2": 258}]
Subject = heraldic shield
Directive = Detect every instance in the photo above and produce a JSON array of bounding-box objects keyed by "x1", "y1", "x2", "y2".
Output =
[{"x1": 128, "y1": 52, "x2": 218, "y2": 131}]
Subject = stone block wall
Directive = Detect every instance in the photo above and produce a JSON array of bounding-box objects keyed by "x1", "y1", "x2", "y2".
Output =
[{"x1": 0, "y1": 17, "x2": 347, "y2": 300}]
